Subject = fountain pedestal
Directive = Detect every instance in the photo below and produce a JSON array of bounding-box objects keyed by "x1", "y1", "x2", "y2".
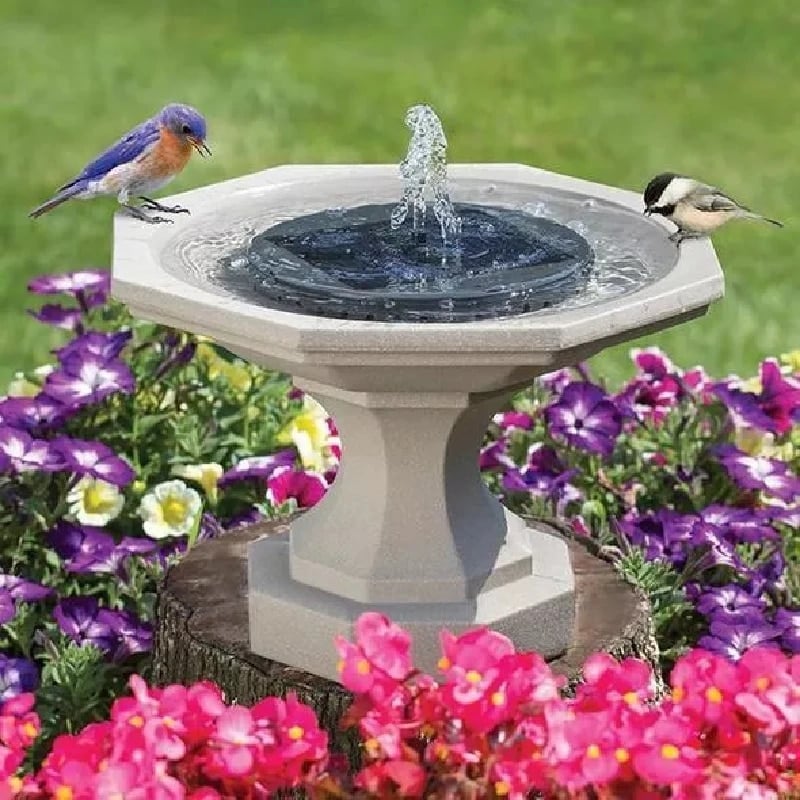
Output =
[
  {"x1": 112, "y1": 163, "x2": 724, "y2": 682},
  {"x1": 250, "y1": 379, "x2": 573, "y2": 678}
]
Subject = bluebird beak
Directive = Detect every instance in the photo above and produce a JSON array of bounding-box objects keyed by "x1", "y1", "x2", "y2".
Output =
[{"x1": 190, "y1": 137, "x2": 212, "y2": 157}]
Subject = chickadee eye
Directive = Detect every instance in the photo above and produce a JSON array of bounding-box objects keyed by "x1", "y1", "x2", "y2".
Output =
[{"x1": 181, "y1": 124, "x2": 192, "y2": 134}]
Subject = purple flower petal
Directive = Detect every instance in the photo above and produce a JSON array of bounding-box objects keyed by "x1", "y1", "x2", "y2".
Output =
[
  {"x1": 43, "y1": 353, "x2": 134, "y2": 409},
  {"x1": 53, "y1": 597, "x2": 117, "y2": 653},
  {"x1": 0, "y1": 425, "x2": 64, "y2": 472},
  {"x1": 0, "y1": 395, "x2": 67, "y2": 431},
  {"x1": 28, "y1": 304, "x2": 83, "y2": 330},
  {"x1": 99, "y1": 609, "x2": 153, "y2": 661},
  {"x1": 54, "y1": 330, "x2": 132, "y2": 362},
  {"x1": 53, "y1": 437, "x2": 134, "y2": 486},
  {"x1": 218, "y1": 449, "x2": 297, "y2": 487},
  {"x1": 0, "y1": 656, "x2": 38, "y2": 701},
  {"x1": 28, "y1": 269, "x2": 109, "y2": 297},
  {"x1": 545, "y1": 382, "x2": 622, "y2": 457}
]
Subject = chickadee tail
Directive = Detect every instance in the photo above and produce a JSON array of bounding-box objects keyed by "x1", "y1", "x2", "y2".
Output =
[{"x1": 29, "y1": 184, "x2": 82, "y2": 219}]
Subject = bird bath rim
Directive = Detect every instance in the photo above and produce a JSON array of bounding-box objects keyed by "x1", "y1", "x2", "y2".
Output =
[{"x1": 112, "y1": 163, "x2": 724, "y2": 361}]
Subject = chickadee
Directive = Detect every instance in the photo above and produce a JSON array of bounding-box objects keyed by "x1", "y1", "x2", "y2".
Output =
[{"x1": 643, "y1": 172, "x2": 783, "y2": 243}]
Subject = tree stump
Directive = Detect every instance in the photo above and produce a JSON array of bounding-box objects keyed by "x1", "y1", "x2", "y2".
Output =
[{"x1": 151, "y1": 516, "x2": 659, "y2": 766}]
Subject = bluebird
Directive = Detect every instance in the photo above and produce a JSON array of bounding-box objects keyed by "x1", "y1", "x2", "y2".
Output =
[{"x1": 30, "y1": 103, "x2": 211, "y2": 225}]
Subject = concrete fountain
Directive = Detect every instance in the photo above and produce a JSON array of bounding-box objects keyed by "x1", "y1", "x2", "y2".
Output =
[{"x1": 112, "y1": 106, "x2": 724, "y2": 691}]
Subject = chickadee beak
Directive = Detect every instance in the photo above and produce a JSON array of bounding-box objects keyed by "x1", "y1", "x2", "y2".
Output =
[
  {"x1": 644, "y1": 207, "x2": 653, "y2": 216},
  {"x1": 190, "y1": 137, "x2": 212, "y2": 157}
]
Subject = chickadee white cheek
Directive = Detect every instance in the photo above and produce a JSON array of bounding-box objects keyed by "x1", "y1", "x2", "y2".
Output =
[{"x1": 672, "y1": 203, "x2": 732, "y2": 233}]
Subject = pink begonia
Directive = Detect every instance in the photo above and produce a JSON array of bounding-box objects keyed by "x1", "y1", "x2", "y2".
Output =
[{"x1": 6, "y1": 617, "x2": 800, "y2": 798}]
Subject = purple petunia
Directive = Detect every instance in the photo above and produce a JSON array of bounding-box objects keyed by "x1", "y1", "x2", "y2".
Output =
[
  {"x1": 698, "y1": 615, "x2": 782, "y2": 661},
  {"x1": 0, "y1": 425, "x2": 64, "y2": 472},
  {"x1": 28, "y1": 269, "x2": 110, "y2": 297},
  {"x1": 44, "y1": 352, "x2": 135, "y2": 408},
  {"x1": 218, "y1": 450, "x2": 297, "y2": 487},
  {"x1": 714, "y1": 358, "x2": 800, "y2": 436},
  {"x1": 0, "y1": 395, "x2": 66, "y2": 431},
  {"x1": 53, "y1": 597, "x2": 118, "y2": 653},
  {"x1": 618, "y1": 509, "x2": 701, "y2": 567},
  {"x1": 694, "y1": 584, "x2": 766, "y2": 621},
  {"x1": 53, "y1": 437, "x2": 134, "y2": 486},
  {"x1": 48, "y1": 521, "x2": 120, "y2": 574},
  {"x1": 101, "y1": 609, "x2": 153, "y2": 661},
  {"x1": 479, "y1": 440, "x2": 515, "y2": 472},
  {"x1": 0, "y1": 574, "x2": 52, "y2": 626},
  {"x1": 502, "y1": 443, "x2": 576, "y2": 498},
  {"x1": 54, "y1": 330, "x2": 131, "y2": 362},
  {"x1": 774, "y1": 608, "x2": 800, "y2": 653},
  {"x1": 545, "y1": 382, "x2": 622, "y2": 457},
  {"x1": 266, "y1": 466, "x2": 327, "y2": 509},
  {"x1": 28, "y1": 304, "x2": 83, "y2": 331},
  {"x1": 715, "y1": 445, "x2": 800, "y2": 502},
  {"x1": 0, "y1": 655, "x2": 38, "y2": 701}
]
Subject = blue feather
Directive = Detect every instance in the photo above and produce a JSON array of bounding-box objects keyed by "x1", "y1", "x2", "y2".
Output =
[{"x1": 59, "y1": 116, "x2": 161, "y2": 190}]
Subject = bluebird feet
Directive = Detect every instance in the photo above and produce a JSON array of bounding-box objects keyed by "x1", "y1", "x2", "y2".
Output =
[
  {"x1": 139, "y1": 196, "x2": 191, "y2": 215},
  {"x1": 122, "y1": 203, "x2": 173, "y2": 225}
]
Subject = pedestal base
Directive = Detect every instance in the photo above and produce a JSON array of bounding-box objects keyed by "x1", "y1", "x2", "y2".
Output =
[
  {"x1": 249, "y1": 520, "x2": 574, "y2": 680},
  {"x1": 152, "y1": 518, "x2": 661, "y2": 756}
]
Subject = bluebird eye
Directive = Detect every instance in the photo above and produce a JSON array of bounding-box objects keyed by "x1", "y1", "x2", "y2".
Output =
[{"x1": 181, "y1": 124, "x2": 192, "y2": 134}]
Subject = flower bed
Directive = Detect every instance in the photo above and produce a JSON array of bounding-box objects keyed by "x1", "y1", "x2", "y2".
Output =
[{"x1": 0, "y1": 268, "x2": 797, "y2": 796}]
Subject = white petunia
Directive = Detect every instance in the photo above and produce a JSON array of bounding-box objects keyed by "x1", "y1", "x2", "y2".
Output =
[
  {"x1": 138, "y1": 480, "x2": 202, "y2": 540},
  {"x1": 171, "y1": 463, "x2": 223, "y2": 503},
  {"x1": 67, "y1": 476, "x2": 124, "y2": 526}
]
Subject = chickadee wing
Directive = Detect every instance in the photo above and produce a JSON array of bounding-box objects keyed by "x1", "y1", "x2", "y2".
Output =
[{"x1": 688, "y1": 186, "x2": 749, "y2": 213}]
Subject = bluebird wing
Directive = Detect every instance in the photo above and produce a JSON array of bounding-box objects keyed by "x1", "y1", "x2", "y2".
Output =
[
  {"x1": 688, "y1": 185, "x2": 749, "y2": 213},
  {"x1": 59, "y1": 117, "x2": 161, "y2": 190}
]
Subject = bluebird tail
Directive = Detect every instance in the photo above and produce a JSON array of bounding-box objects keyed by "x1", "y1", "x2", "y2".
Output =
[{"x1": 29, "y1": 183, "x2": 84, "y2": 219}]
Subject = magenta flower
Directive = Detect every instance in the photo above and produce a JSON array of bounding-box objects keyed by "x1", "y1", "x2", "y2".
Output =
[
  {"x1": 27, "y1": 304, "x2": 83, "y2": 331},
  {"x1": 0, "y1": 396, "x2": 66, "y2": 431},
  {"x1": 714, "y1": 358, "x2": 800, "y2": 435},
  {"x1": 266, "y1": 466, "x2": 327, "y2": 508},
  {"x1": 28, "y1": 269, "x2": 110, "y2": 296},
  {"x1": 615, "y1": 374, "x2": 683, "y2": 424},
  {"x1": 44, "y1": 353, "x2": 134, "y2": 408},
  {"x1": 492, "y1": 411, "x2": 534, "y2": 433},
  {"x1": 716, "y1": 446, "x2": 800, "y2": 502},
  {"x1": 53, "y1": 437, "x2": 134, "y2": 486},
  {"x1": 545, "y1": 382, "x2": 622, "y2": 457},
  {"x1": 54, "y1": 330, "x2": 131, "y2": 362},
  {"x1": 218, "y1": 450, "x2": 297, "y2": 487},
  {"x1": 630, "y1": 346, "x2": 678, "y2": 378},
  {"x1": 53, "y1": 597, "x2": 118, "y2": 653},
  {"x1": 0, "y1": 426, "x2": 63, "y2": 472}
]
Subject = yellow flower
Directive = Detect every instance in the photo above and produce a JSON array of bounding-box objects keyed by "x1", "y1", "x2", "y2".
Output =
[
  {"x1": 172, "y1": 463, "x2": 223, "y2": 504},
  {"x1": 6, "y1": 371, "x2": 39, "y2": 397},
  {"x1": 780, "y1": 350, "x2": 800, "y2": 374},
  {"x1": 196, "y1": 343, "x2": 252, "y2": 391},
  {"x1": 734, "y1": 426, "x2": 795, "y2": 461},
  {"x1": 138, "y1": 480, "x2": 202, "y2": 540},
  {"x1": 67, "y1": 477, "x2": 124, "y2": 526},
  {"x1": 277, "y1": 396, "x2": 336, "y2": 472}
]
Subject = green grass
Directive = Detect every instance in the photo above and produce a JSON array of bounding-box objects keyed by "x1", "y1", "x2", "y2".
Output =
[{"x1": 1, "y1": 0, "x2": 798, "y2": 386}]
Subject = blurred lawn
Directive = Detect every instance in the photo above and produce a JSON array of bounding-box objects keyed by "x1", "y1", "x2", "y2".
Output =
[{"x1": 1, "y1": 0, "x2": 798, "y2": 386}]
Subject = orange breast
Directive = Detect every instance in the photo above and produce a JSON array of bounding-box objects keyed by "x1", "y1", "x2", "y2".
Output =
[{"x1": 142, "y1": 127, "x2": 193, "y2": 178}]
